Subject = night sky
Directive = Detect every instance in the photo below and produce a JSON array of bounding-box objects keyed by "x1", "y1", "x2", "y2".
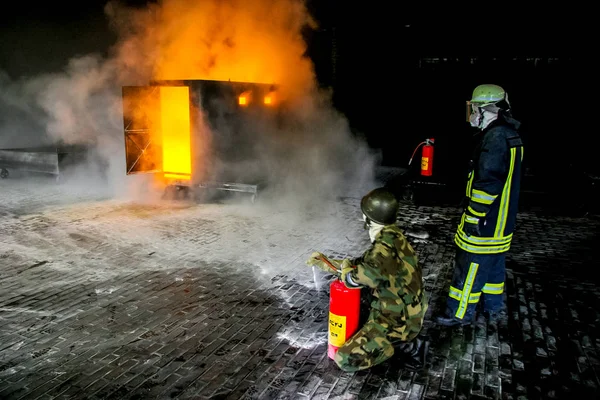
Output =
[{"x1": 0, "y1": 1, "x2": 594, "y2": 175}]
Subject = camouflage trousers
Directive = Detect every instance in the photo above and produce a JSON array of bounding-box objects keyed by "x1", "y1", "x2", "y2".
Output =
[{"x1": 333, "y1": 306, "x2": 427, "y2": 372}]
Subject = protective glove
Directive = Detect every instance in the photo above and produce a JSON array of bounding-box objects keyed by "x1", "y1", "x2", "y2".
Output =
[
  {"x1": 462, "y1": 213, "x2": 481, "y2": 236},
  {"x1": 340, "y1": 259, "x2": 361, "y2": 288},
  {"x1": 306, "y1": 252, "x2": 341, "y2": 274}
]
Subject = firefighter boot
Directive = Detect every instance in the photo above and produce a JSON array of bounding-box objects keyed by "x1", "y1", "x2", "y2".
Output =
[
  {"x1": 436, "y1": 315, "x2": 474, "y2": 327},
  {"x1": 485, "y1": 307, "x2": 507, "y2": 327},
  {"x1": 395, "y1": 337, "x2": 429, "y2": 372}
]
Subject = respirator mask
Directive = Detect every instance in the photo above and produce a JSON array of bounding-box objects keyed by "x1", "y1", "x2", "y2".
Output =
[{"x1": 363, "y1": 214, "x2": 384, "y2": 242}]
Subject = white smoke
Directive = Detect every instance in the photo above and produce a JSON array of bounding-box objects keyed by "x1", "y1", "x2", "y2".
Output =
[{"x1": 0, "y1": 0, "x2": 381, "y2": 208}]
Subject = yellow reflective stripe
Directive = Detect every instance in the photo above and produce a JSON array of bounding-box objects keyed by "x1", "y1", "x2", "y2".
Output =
[
  {"x1": 449, "y1": 291, "x2": 461, "y2": 301},
  {"x1": 471, "y1": 197, "x2": 494, "y2": 205},
  {"x1": 471, "y1": 189, "x2": 497, "y2": 205},
  {"x1": 495, "y1": 147, "x2": 516, "y2": 237},
  {"x1": 449, "y1": 286, "x2": 462, "y2": 296},
  {"x1": 455, "y1": 262, "x2": 479, "y2": 319},
  {"x1": 449, "y1": 286, "x2": 481, "y2": 303},
  {"x1": 456, "y1": 230, "x2": 512, "y2": 245},
  {"x1": 466, "y1": 171, "x2": 474, "y2": 197},
  {"x1": 454, "y1": 235, "x2": 512, "y2": 254},
  {"x1": 482, "y1": 282, "x2": 504, "y2": 294},
  {"x1": 520, "y1": 147, "x2": 524, "y2": 161},
  {"x1": 458, "y1": 213, "x2": 466, "y2": 232},
  {"x1": 467, "y1": 206, "x2": 486, "y2": 218},
  {"x1": 465, "y1": 215, "x2": 479, "y2": 224},
  {"x1": 468, "y1": 293, "x2": 481, "y2": 303}
]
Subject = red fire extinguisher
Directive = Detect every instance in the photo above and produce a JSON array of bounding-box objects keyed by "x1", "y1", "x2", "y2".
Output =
[
  {"x1": 315, "y1": 255, "x2": 362, "y2": 360},
  {"x1": 408, "y1": 138, "x2": 435, "y2": 177},
  {"x1": 327, "y1": 278, "x2": 361, "y2": 359}
]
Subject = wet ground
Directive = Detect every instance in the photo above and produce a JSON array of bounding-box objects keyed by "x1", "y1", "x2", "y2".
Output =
[{"x1": 1, "y1": 169, "x2": 599, "y2": 399}]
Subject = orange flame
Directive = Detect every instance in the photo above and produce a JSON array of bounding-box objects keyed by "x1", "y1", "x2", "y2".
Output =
[
  {"x1": 160, "y1": 86, "x2": 191, "y2": 181},
  {"x1": 112, "y1": 0, "x2": 319, "y2": 187},
  {"x1": 238, "y1": 90, "x2": 251, "y2": 106},
  {"x1": 111, "y1": 0, "x2": 318, "y2": 101},
  {"x1": 264, "y1": 92, "x2": 275, "y2": 105}
]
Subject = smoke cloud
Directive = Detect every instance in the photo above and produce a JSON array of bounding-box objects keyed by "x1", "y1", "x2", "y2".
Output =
[{"x1": 0, "y1": 0, "x2": 381, "y2": 207}]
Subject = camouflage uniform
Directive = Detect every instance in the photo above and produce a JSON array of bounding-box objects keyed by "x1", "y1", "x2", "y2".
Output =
[{"x1": 329, "y1": 225, "x2": 428, "y2": 372}]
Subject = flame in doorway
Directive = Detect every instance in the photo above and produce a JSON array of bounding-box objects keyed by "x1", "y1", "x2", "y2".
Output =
[
  {"x1": 116, "y1": 0, "x2": 318, "y2": 184},
  {"x1": 159, "y1": 87, "x2": 191, "y2": 181}
]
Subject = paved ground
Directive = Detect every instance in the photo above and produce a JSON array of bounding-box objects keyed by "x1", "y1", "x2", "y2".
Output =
[{"x1": 1, "y1": 170, "x2": 599, "y2": 400}]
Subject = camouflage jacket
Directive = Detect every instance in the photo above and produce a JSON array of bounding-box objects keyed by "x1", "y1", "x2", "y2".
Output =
[{"x1": 348, "y1": 225, "x2": 426, "y2": 324}]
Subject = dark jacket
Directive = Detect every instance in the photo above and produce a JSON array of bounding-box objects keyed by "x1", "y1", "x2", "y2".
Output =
[{"x1": 454, "y1": 114, "x2": 524, "y2": 254}]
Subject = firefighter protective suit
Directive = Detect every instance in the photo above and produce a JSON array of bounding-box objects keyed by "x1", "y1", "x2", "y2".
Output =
[
  {"x1": 307, "y1": 188, "x2": 428, "y2": 372},
  {"x1": 438, "y1": 84, "x2": 524, "y2": 326}
]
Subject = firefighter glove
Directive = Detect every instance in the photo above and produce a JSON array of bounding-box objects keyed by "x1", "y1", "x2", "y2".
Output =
[{"x1": 463, "y1": 213, "x2": 481, "y2": 236}]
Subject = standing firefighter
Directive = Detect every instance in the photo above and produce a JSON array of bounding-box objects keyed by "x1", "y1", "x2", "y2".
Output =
[
  {"x1": 437, "y1": 84, "x2": 524, "y2": 327},
  {"x1": 307, "y1": 188, "x2": 428, "y2": 372}
]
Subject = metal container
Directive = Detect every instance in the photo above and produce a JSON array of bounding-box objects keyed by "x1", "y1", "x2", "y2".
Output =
[
  {"x1": 122, "y1": 79, "x2": 279, "y2": 201},
  {"x1": 0, "y1": 146, "x2": 89, "y2": 180}
]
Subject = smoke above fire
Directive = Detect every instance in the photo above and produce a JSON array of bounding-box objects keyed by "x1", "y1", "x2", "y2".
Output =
[
  {"x1": 0, "y1": 0, "x2": 380, "y2": 206},
  {"x1": 110, "y1": 0, "x2": 317, "y2": 101}
]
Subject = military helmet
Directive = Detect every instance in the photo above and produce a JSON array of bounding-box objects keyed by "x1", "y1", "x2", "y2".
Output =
[
  {"x1": 470, "y1": 84, "x2": 506, "y2": 105},
  {"x1": 360, "y1": 187, "x2": 399, "y2": 225}
]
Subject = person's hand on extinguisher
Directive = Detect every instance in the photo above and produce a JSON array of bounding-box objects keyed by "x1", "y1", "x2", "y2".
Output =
[
  {"x1": 339, "y1": 259, "x2": 361, "y2": 288},
  {"x1": 306, "y1": 251, "x2": 342, "y2": 274}
]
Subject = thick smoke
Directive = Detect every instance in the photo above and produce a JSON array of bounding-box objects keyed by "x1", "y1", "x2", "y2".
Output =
[{"x1": 0, "y1": 0, "x2": 381, "y2": 207}]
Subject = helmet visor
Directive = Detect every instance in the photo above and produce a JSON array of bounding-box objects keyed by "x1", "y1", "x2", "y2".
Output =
[{"x1": 466, "y1": 101, "x2": 478, "y2": 123}]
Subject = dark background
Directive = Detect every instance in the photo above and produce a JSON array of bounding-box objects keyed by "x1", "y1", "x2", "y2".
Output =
[
  {"x1": 303, "y1": 3, "x2": 594, "y2": 180},
  {"x1": 1, "y1": 1, "x2": 595, "y2": 184}
]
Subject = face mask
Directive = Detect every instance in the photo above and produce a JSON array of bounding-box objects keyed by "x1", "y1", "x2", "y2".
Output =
[
  {"x1": 363, "y1": 214, "x2": 384, "y2": 242},
  {"x1": 469, "y1": 105, "x2": 482, "y2": 128},
  {"x1": 368, "y1": 223, "x2": 384, "y2": 242},
  {"x1": 469, "y1": 105, "x2": 499, "y2": 130}
]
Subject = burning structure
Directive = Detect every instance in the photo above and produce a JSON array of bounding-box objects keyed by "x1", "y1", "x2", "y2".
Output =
[
  {"x1": 0, "y1": 0, "x2": 372, "y2": 204},
  {"x1": 111, "y1": 0, "x2": 372, "y2": 204},
  {"x1": 123, "y1": 79, "x2": 280, "y2": 201}
]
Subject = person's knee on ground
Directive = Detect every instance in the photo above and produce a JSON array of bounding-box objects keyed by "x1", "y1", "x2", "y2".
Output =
[
  {"x1": 334, "y1": 339, "x2": 395, "y2": 372},
  {"x1": 333, "y1": 321, "x2": 395, "y2": 372}
]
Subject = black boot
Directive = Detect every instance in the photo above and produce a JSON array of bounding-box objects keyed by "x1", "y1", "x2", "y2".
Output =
[
  {"x1": 395, "y1": 337, "x2": 429, "y2": 372},
  {"x1": 485, "y1": 307, "x2": 507, "y2": 325},
  {"x1": 436, "y1": 316, "x2": 473, "y2": 327}
]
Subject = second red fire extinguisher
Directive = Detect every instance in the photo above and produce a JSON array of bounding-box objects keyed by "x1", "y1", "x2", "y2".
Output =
[
  {"x1": 408, "y1": 138, "x2": 435, "y2": 177},
  {"x1": 420, "y1": 138, "x2": 434, "y2": 176}
]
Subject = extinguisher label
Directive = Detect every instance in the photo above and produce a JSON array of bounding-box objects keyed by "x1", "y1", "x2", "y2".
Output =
[
  {"x1": 328, "y1": 312, "x2": 347, "y2": 347},
  {"x1": 421, "y1": 157, "x2": 429, "y2": 170}
]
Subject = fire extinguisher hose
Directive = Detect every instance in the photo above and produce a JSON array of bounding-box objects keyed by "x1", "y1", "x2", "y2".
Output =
[
  {"x1": 408, "y1": 141, "x2": 427, "y2": 166},
  {"x1": 318, "y1": 255, "x2": 341, "y2": 274}
]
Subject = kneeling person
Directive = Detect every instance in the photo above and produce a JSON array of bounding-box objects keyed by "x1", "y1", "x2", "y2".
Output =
[{"x1": 307, "y1": 187, "x2": 429, "y2": 372}]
